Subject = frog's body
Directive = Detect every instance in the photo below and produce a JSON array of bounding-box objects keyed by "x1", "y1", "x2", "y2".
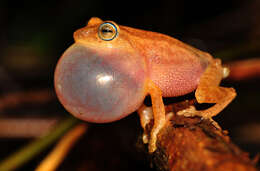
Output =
[
  {"x1": 75, "y1": 20, "x2": 211, "y2": 97},
  {"x1": 119, "y1": 26, "x2": 211, "y2": 97},
  {"x1": 54, "y1": 17, "x2": 236, "y2": 153}
]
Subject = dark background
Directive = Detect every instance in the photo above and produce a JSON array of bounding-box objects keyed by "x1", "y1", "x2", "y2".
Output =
[{"x1": 0, "y1": 0, "x2": 259, "y2": 170}]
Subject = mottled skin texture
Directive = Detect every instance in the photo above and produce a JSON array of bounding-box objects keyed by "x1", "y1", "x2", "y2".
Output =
[
  {"x1": 113, "y1": 25, "x2": 211, "y2": 97},
  {"x1": 54, "y1": 17, "x2": 236, "y2": 153}
]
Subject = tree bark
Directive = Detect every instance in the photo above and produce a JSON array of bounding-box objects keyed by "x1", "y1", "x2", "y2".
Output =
[{"x1": 138, "y1": 100, "x2": 259, "y2": 171}]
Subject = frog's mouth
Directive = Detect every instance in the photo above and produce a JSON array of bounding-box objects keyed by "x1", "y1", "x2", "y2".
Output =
[{"x1": 54, "y1": 43, "x2": 146, "y2": 123}]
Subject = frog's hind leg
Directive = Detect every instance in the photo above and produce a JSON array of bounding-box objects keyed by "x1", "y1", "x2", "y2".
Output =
[{"x1": 177, "y1": 59, "x2": 236, "y2": 121}]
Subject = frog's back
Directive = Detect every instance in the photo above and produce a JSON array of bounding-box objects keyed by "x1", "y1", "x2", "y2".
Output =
[{"x1": 120, "y1": 25, "x2": 212, "y2": 97}]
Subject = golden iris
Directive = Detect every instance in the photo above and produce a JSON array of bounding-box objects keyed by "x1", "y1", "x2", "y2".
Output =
[{"x1": 98, "y1": 22, "x2": 118, "y2": 41}]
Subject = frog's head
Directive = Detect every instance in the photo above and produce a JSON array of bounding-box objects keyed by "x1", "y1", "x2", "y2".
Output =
[
  {"x1": 54, "y1": 17, "x2": 147, "y2": 123},
  {"x1": 73, "y1": 17, "x2": 134, "y2": 50}
]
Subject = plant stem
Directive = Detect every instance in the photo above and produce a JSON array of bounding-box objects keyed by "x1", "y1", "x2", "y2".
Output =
[{"x1": 0, "y1": 116, "x2": 79, "y2": 171}]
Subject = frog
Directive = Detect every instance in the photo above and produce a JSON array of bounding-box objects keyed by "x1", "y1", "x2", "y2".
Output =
[{"x1": 54, "y1": 17, "x2": 236, "y2": 153}]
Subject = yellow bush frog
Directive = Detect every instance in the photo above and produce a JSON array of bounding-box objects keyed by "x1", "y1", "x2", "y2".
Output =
[{"x1": 54, "y1": 17, "x2": 236, "y2": 153}]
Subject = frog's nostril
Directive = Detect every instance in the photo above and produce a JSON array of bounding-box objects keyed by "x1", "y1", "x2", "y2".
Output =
[
  {"x1": 54, "y1": 43, "x2": 146, "y2": 123},
  {"x1": 73, "y1": 29, "x2": 89, "y2": 41}
]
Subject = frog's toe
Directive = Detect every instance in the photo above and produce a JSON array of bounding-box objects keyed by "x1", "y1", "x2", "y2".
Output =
[
  {"x1": 142, "y1": 133, "x2": 149, "y2": 144},
  {"x1": 177, "y1": 105, "x2": 201, "y2": 117},
  {"x1": 138, "y1": 104, "x2": 154, "y2": 130}
]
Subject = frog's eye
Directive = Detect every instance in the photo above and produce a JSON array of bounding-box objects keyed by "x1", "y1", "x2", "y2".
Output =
[{"x1": 98, "y1": 22, "x2": 118, "y2": 41}]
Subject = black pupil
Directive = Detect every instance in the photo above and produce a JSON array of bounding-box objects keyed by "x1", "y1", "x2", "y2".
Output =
[{"x1": 102, "y1": 27, "x2": 113, "y2": 33}]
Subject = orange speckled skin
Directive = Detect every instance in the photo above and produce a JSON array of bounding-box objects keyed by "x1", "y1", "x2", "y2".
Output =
[{"x1": 74, "y1": 18, "x2": 213, "y2": 97}]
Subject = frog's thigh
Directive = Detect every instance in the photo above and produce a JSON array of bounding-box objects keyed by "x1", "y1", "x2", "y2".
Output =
[
  {"x1": 142, "y1": 80, "x2": 166, "y2": 153},
  {"x1": 195, "y1": 59, "x2": 236, "y2": 118}
]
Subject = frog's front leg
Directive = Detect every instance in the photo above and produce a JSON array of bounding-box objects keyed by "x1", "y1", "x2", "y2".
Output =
[
  {"x1": 138, "y1": 80, "x2": 166, "y2": 153},
  {"x1": 137, "y1": 104, "x2": 153, "y2": 144},
  {"x1": 138, "y1": 103, "x2": 174, "y2": 148},
  {"x1": 177, "y1": 58, "x2": 236, "y2": 124}
]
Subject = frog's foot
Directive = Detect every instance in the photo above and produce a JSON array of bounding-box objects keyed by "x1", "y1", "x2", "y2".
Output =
[
  {"x1": 177, "y1": 105, "x2": 199, "y2": 117},
  {"x1": 138, "y1": 104, "x2": 173, "y2": 152},
  {"x1": 148, "y1": 112, "x2": 175, "y2": 153},
  {"x1": 137, "y1": 104, "x2": 153, "y2": 144},
  {"x1": 177, "y1": 105, "x2": 221, "y2": 130}
]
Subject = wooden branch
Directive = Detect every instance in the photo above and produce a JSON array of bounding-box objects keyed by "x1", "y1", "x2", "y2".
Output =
[{"x1": 138, "y1": 100, "x2": 259, "y2": 171}]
